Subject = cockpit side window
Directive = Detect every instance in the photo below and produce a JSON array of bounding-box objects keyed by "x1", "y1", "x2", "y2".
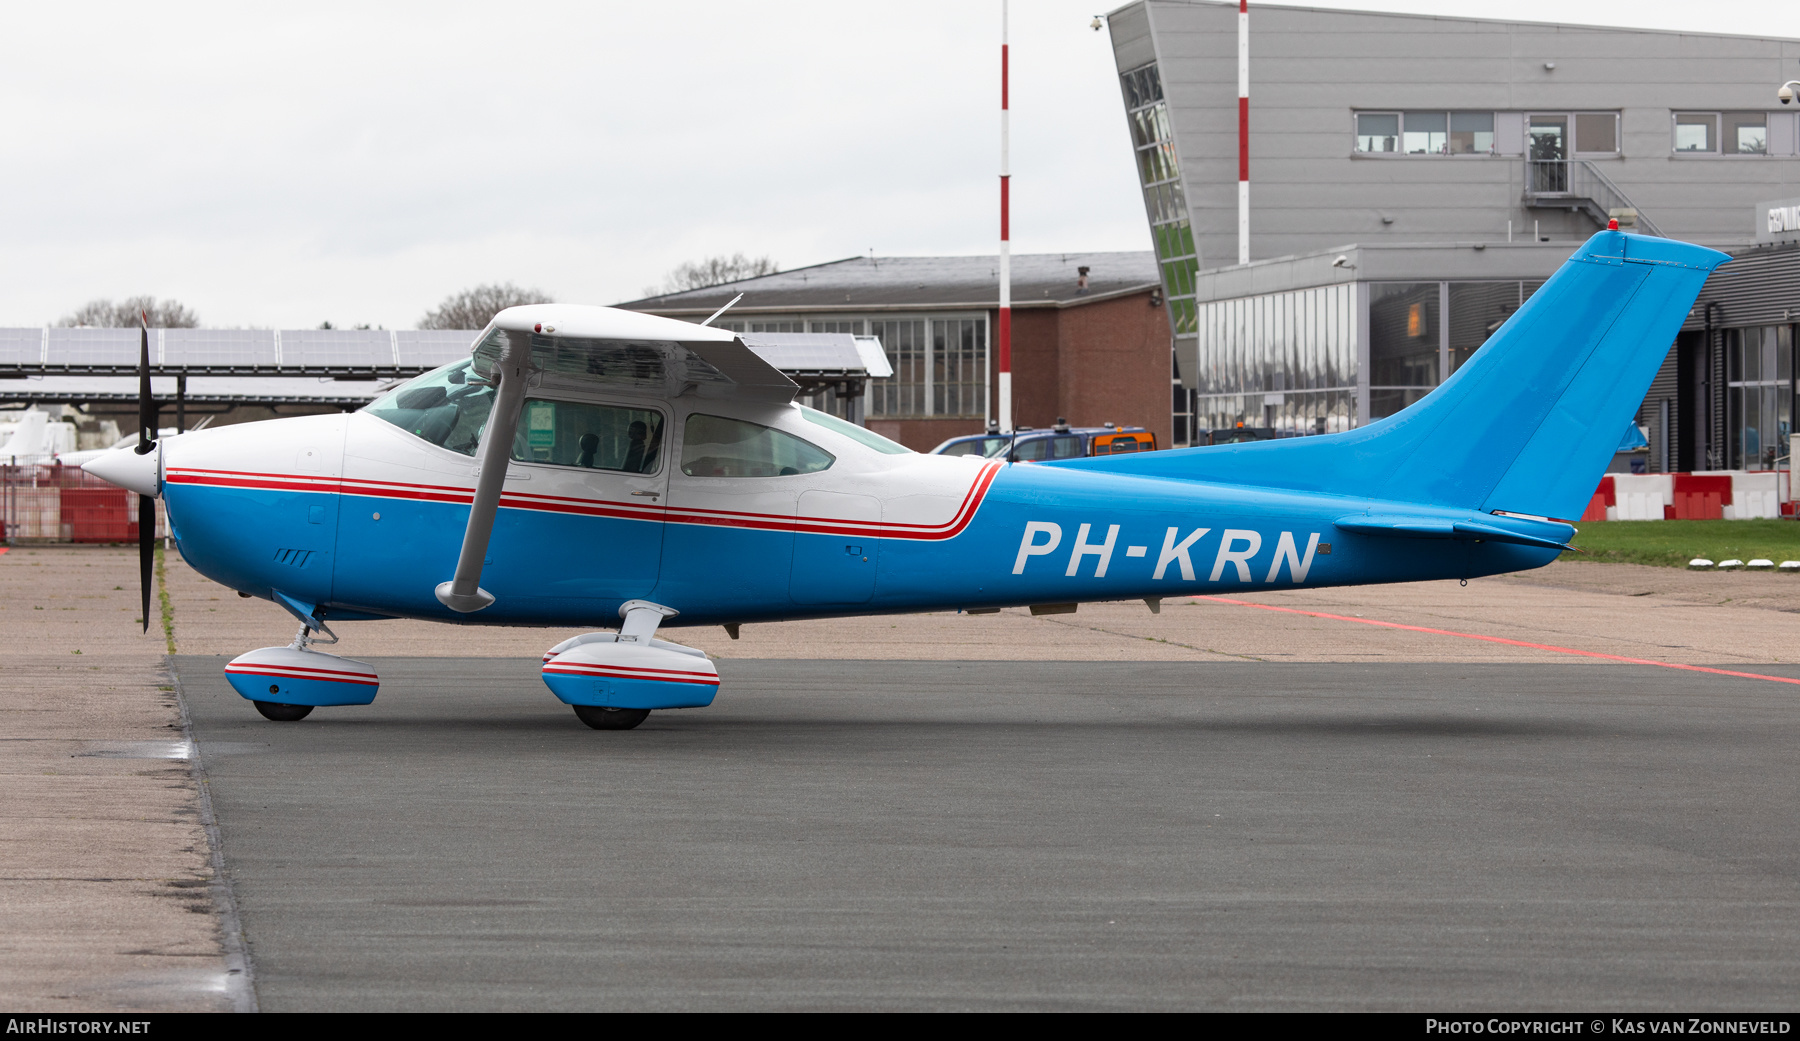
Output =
[
  {"x1": 512, "y1": 398, "x2": 665, "y2": 474},
  {"x1": 363, "y1": 359, "x2": 495, "y2": 456},
  {"x1": 680, "y1": 414, "x2": 834, "y2": 478}
]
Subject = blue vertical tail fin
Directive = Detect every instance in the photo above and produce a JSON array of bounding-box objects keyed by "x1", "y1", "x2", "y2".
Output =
[{"x1": 1058, "y1": 231, "x2": 1729, "y2": 521}]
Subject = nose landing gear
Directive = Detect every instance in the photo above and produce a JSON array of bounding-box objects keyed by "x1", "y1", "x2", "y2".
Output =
[
  {"x1": 253, "y1": 700, "x2": 315, "y2": 722},
  {"x1": 224, "y1": 621, "x2": 379, "y2": 721}
]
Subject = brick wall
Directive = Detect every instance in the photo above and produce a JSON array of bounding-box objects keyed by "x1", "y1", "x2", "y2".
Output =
[{"x1": 871, "y1": 288, "x2": 1174, "y2": 452}]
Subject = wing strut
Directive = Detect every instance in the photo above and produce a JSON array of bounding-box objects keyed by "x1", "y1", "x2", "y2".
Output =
[{"x1": 435, "y1": 331, "x2": 531, "y2": 613}]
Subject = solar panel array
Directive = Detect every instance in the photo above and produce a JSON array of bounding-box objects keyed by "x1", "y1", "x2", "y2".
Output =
[
  {"x1": 0, "y1": 328, "x2": 481, "y2": 374},
  {"x1": 0, "y1": 376, "x2": 391, "y2": 406},
  {"x1": 738, "y1": 332, "x2": 869, "y2": 374},
  {"x1": 0, "y1": 328, "x2": 893, "y2": 414}
]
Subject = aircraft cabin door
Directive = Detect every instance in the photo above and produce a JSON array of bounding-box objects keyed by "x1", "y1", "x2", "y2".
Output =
[
  {"x1": 790, "y1": 490, "x2": 879, "y2": 605},
  {"x1": 485, "y1": 395, "x2": 670, "y2": 608}
]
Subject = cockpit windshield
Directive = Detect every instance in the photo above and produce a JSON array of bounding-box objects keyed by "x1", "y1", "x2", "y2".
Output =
[{"x1": 363, "y1": 359, "x2": 496, "y2": 456}]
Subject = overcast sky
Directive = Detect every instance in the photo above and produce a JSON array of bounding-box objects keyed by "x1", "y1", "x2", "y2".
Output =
[{"x1": 0, "y1": 0, "x2": 1789, "y2": 329}]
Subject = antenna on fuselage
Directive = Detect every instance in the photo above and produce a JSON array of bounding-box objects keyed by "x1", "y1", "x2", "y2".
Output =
[{"x1": 699, "y1": 293, "x2": 744, "y2": 327}]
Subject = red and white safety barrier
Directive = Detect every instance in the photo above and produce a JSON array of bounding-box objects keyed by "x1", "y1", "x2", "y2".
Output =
[{"x1": 1580, "y1": 471, "x2": 1790, "y2": 522}]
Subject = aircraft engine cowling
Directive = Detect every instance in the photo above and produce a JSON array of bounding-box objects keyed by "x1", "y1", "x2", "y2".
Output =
[
  {"x1": 224, "y1": 646, "x2": 380, "y2": 707},
  {"x1": 541, "y1": 636, "x2": 719, "y2": 711}
]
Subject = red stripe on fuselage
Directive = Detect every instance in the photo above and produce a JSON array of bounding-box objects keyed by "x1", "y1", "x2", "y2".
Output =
[{"x1": 167, "y1": 461, "x2": 1001, "y2": 541}]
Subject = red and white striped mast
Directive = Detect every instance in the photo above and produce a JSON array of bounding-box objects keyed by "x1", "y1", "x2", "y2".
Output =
[
  {"x1": 1237, "y1": 0, "x2": 1249, "y2": 265},
  {"x1": 997, "y1": 0, "x2": 1013, "y2": 432}
]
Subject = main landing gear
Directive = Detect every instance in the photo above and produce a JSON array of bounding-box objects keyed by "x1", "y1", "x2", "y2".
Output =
[
  {"x1": 572, "y1": 705, "x2": 651, "y2": 730},
  {"x1": 254, "y1": 700, "x2": 314, "y2": 722},
  {"x1": 541, "y1": 600, "x2": 721, "y2": 731}
]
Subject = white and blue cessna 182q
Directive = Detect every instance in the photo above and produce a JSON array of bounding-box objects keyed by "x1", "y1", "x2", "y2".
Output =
[{"x1": 86, "y1": 230, "x2": 1727, "y2": 729}]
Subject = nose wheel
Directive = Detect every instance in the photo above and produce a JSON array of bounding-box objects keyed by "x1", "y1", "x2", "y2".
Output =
[
  {"x1": 253, "y1": 701, "x2": 314, "y2": 722},
  {"x1": 573, "y1": 705, "x2": 650, "y2": 731}
]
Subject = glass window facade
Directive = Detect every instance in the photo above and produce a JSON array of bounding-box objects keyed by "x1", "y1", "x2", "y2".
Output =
[
  {"x1": 1189, "y1": 279, "x2": 1550, "y2": 432},
  {"x1": 1727, "y1": 112, "x2": 1768, "y2": 155},
  {"x1": 1675, "y1": 113, "x2": 1717, "y2": 153},
  {"x1": 1727, "y1": 325, "x2": 1793, "y2": 470},
  {"x1": 1355, "y1": 111, "x2": 1496, "y2": 155},
  {"x1": 1190, "y1": 284, "x2": 1356, "y2": 436},
  {"x1": 1447, "y1": 281, "x2": 1528, "y2": 374},
  {"x1": 1574, "y1": 112, "x2": 1618, "y2": 154},
  {"x1": 1121, "y1": 61, "x2": 1199, "y2": 443},
  {"x1": 1356, "y1": 112, "x2": 1398, "y2": 153},
  {"x1": 1673, "y1": 112, "x2": 1770, "y2": 155},
  {"x1": 718, "y1": 314, "x2": 988, "y2": 422}
]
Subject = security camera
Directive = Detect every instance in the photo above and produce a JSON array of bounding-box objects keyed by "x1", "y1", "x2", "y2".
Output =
[
  {"x1": 1331, "y1": 255, "x2": 1350, "y2": 268},
  {"x1": 1782, "y1": 85, "x2": 1795, "y2": 105}
]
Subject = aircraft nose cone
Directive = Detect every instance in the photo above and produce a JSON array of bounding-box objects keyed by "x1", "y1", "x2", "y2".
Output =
[{"x1": 83, "y1": 444, "x2": 161, "y2": 497}]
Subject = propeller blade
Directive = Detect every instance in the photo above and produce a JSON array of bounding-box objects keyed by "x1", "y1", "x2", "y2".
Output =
[
  {"x1": 139, "y1": 493, "x2": 154, "y2": 634},
  {"x1": 136, "y1": 314, "x2": 155, "y2": 454},
  {"x1": 136, "y1": 312, "x2": 155, "y2": 635}
]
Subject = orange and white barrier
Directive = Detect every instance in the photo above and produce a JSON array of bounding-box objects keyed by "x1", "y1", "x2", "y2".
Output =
[{"x1": 1579, "y1": 471, "x2": 1790, "y2": 522}]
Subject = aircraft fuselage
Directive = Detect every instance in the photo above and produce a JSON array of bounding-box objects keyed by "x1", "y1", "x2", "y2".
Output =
[{"x1": 160, "y1": 401, "x2": 1557, "y2": 631}]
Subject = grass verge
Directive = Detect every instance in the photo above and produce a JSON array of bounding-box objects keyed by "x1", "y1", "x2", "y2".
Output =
[
  {"x1": 155, "y1": 544, "x2": 176, "y2": 654},
  {"x1": 1562, "y1": 519, "x2": 1800, "y2": 569}
]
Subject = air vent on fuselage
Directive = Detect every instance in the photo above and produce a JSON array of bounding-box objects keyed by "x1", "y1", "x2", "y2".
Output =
[{"x1": 273, "y1": 548, "x2": 315, "y2": 568}]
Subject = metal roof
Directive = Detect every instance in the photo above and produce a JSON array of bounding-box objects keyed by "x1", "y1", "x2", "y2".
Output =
[{"x1": 618, "y1": 251, "x2": 1160, "y2": 315}]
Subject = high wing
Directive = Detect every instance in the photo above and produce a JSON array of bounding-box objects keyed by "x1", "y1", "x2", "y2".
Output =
[
  {"x1": 469, "y1": 304, "x2": 798, "y2": 404},
  {"x1": 437, "y1": 304, "x2": 799, "y2": 612}
]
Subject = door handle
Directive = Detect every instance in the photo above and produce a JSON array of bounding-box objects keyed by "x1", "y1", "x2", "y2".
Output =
[{"x1": 631, "y1": 491, "x2": 660, "y2": 498}]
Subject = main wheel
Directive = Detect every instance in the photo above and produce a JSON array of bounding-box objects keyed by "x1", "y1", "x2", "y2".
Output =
[
  {"x1": 254, "y1": 701, "x2": 314, "y2": 722},
  {"x1": 573, "y1": 705, "x2": 650, "y2": 731}
]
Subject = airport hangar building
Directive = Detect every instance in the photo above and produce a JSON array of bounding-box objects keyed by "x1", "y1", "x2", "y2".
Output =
[
  {"x1": 619, "y1": 252, "x2": 1175, "y2": 452},
  {"x1": 1106, "y1": 0, "x2": 1800, "y2": 474}
]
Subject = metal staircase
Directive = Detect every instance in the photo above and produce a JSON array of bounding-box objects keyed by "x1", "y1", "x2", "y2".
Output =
[{"x1": 1524, "y1": 159, "x2": 1664, "y2": 237}]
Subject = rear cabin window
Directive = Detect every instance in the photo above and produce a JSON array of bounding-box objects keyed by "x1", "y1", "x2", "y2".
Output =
[
  {"x1": 681, "y1": 414, "x2": 833, "y2": 478},
  {"x1": 512, "y1": 399, "x2": 664, "y2": 474},
  {"x1": 363, "y1": 359, "x2": 496, "y2": 457}
]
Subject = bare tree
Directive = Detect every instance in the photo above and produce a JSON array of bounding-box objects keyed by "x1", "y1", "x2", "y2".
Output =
[
  {"x1": 418, "y1": 283, "x2": 553, "y2": 330},
  {"x1": 58, "y1": 296, "x2": 199, "y2": 328},
  {"x1": 654, "y1": 253, "x2": 779, "y2": 296}
]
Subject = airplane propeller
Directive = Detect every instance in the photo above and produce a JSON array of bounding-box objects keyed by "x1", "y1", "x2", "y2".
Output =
[{"x1": 135, "y1": 313, "x2": 155, "y2": 634}]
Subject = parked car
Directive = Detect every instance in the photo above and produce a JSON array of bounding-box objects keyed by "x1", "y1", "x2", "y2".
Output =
[
  {"x1": 931, "y1": 419, "x2": 1157, "y2": 462},
  {"x1": 1206, "y1": 424, "x2": 1278, "y2": 446}
]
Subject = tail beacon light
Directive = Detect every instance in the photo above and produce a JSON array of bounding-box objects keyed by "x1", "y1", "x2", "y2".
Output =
[{"x1": 224, "y1": 645, "x2": 380, "y2": 707}]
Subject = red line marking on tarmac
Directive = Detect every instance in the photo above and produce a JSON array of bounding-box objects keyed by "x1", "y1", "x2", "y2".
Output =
[
  {"x1": 1195, "y1": 595, "x2": 1800, "y2": 687},
  {"x1": 0, "y1": 547, "x2": 9, "y2": 556}
]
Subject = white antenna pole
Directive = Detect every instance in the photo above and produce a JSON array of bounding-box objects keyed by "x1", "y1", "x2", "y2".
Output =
[
  {"x1": 998, "y1": 0, "x2": 1013, "y2": 433},
  {"x1": 699, "y1": 292, "x2": 744, "y2": 327}
]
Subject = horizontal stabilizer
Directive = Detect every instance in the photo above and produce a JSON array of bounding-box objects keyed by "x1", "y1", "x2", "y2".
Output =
[{"x1": 1334, "y1": 512, "x2": 1574, "y2": 550}]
